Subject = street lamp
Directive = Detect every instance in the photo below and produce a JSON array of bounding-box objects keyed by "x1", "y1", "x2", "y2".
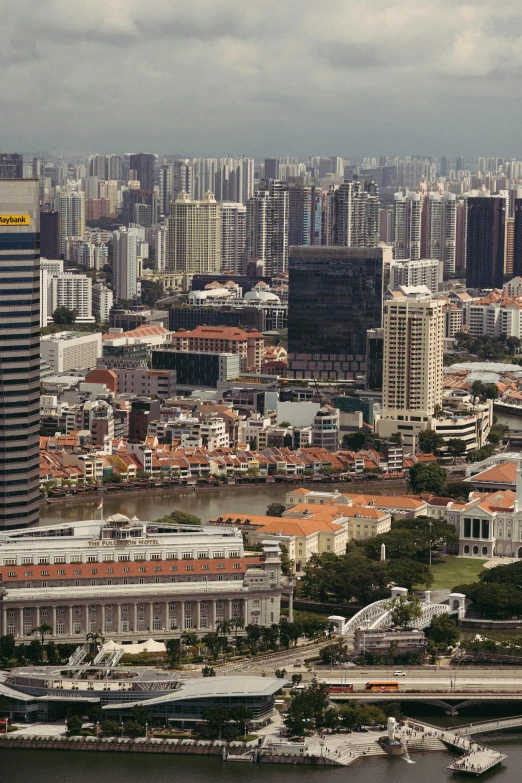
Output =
[{"x1": 428, "y1": 521, "x2": 433, "y2": 568}]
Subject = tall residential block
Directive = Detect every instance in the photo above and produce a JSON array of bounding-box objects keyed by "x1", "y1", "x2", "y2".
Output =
[
  {"x1": 326, "y1": 179, "x2": 380, "y2": 247},
  {"x1": 287, "y1": 246, "x2": 391, "y2": 381},
  {"x1": 0, "y1": 179, "x2": 40, "y2": 529},
  {"x1": 426, "y1": 191, "x2": 457, "y2": 276},
  {"x1": 114, "y1": 227, "x2": 138, "y2": 301},
  {"x1": 220, "y1": 202, "x2": 246, "y2": 274},
  {"x1": 377, "y1": 287, "x2": 445, "y2": 448},
  {"x1": 246, "y1": 180, "x2": 289, "y2": 275},
  {"x1": 55, "y1": 191, "x2": 85, "y2": 256},
  {"x1": 167, "y1": 191, "x2": 220, "y2": 274},
  {"x1": 393, "y1": 190, "x2": 422, "y2": 260},
  {"x1": 466, "y1": 194, "x2": 506, "y2": 289}
]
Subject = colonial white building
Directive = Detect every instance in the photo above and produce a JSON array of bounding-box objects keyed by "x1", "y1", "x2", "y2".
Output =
[{"x1": 0, "y1": 515, "x2": 292, "y2": 642}]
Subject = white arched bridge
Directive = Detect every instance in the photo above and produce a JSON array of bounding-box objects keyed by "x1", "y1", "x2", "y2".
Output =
[{"x1": 328, "y1": 586, "x2": 466, "y2": 637}]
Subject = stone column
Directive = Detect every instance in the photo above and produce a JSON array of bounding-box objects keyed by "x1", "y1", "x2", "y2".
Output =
[
  {"x1": 243, "y1": 598, "x2": 249, "y2": 625},
  {"x1": 228, "y1": 599, "x2": 233, "y2": 620},
  {"x1": 52, "y1": 606, "x2": 57, "y2": 636},
  {"x1": 117, "y1": 604, "x2": 122, "y2": 634},
  {"x1": 211, "y1": 600, "x2": 216, "y2": 629},
  {"x1": 149, "y1": 602, "x2": 154, "y2": 632},
  {"x1": 18, "y1": 608, "x2": 23, "y2": 637},
  {"x1": 133, "y1": 603, "x2": 138, "y2": 633},
  {"x1": 288, "y1": 589, "x2": 294, "y2": 622},
  {"x1": 196, "y1": 601, "x2": 201, "y2": 630},
  {"x1": 68, "y1": 606, "x2": 73, "y2": 637},
  {"x1": 101, "y1": 604, "x2": 106, "y2": 634},
  {"x1": 164, "y1": 601, "x2": 169, "y2": 631},
  {"x1": 2, "y1": 606, "x2": 7, "y2": 636},
  {"x1": 180, "y1": 601, "x2": 185, "y2": 630},
  {"x1": 35, "y1": 607, "x2": 40, "y2": 628}
]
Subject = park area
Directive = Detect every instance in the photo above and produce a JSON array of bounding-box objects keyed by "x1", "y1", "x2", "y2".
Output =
[{"x1": 430, "y1": 556, "x2": 487, "y2": 589}]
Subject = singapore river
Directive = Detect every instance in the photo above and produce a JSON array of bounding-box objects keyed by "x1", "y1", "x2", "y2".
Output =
[
  {"x1": 39, "y1": 485, "x2": 290, "y2": 526},
  {"x1": 3, "y1": 732, "x2": 522, "y2": 783}
]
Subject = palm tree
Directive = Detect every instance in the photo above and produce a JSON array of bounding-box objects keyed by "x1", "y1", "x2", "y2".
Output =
[
  {"x1": 229, "y1": 615, "x2": 245, "y2": 653},
  {"x1": 86, "y1": 631, "x2": 105, "y2": 656},
  {"x1": 30, "y1": 622, "x2": 53, "y2": 662},
  {"x1": 216, "y1": 619, "x2": 233, "y2": 656}
]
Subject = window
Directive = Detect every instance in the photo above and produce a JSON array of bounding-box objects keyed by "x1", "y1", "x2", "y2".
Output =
[
  {"x1": 139, "y1": 577, "x2": 144, "y2": 584},
  {"x1": 3, "y1": 558, "x2": 16, "y2": 565},
  {"x1": 38, "y1": 558, "x2": 49, "y2": 565},
  {"x1": 21, "y1": 557, "x2": 32, "y2": 565},
  {"x1": 138, "y1": 566, "x2": 146, "y2": 572},
  {"x1": 90, "y1": 568, "x2": 98, "y2": 574},
  {"x1": 233, "y1": 563, "x2": 240, "y2": 570},
  {"x1": 118, "y1": 555, "x2": 130, "y2": 562},
  {"x1": 217, "y1": 564, "x2": 225, "y2": 570},
  {"x1": 170, "y1": 565, "x2": 178, "y2": 571},
  {"x1": 74, "y1": 621, "x2": 81, "y2": 634},
  {"x1": 197, "y1": 552, "x2": 208, "y2": 559},
  {"x1": 91, "y1": 580, "x2": 96, "y2": 586},
  {"x1": 7, "y1": 571, "x2": 16, "y2": 577},
  {"x1": 41, "y1": 570, "x2": 50, "y2": 576},
  {"x1": 123, "y1": 578, "x2": 128, "y2": 585},
  {"x1": 182, "y1": 552, "x2": 192, "y2": 560},
  {"x1": 122, "y1": 567, "x2": 130, "y2": 573},
  {"x1": 213, "y1": 551, "x2": 224, "y2": 559},
  {"x1": 73, "y1": 568, "x2": 81, "y2": 575},
  {"x1": 54, "y1": 556, "x2": 66, "y2": 564},
  {"x1": 106, "y1": 568, "x2": 114, "y2": 574},
  {"x1": 229, "y1": 551, "x2": 240, "y2": 558},
  {"x1": 201, "y1": 564, "x2": 209, "y2": 570},
  {"x1": 87, "y1": 556, "x2": 98, "y2": 563},
  {"x1": 75, "y1": 580, "x2": 81, "y2": 587},
  {"x1": 185, "y1": 565, "x2": 194, "y2": 571},
  {"x1": 70, "y1": 555, "x2": 82, "y2": 563},
  {"x1": 24, "y1": 570, "x2": 33, "y2": 576},
  {"x1": 74, "y1": 607, "x2": 81, "y2": 615},
  {"x1": 57, "y1": 569, "x2": 66, "y2": 575},
  {"x1": 151, "y1": 553, "x2": 161, "y2": 560}
]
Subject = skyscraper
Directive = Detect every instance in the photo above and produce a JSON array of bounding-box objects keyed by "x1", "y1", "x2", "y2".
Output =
[
  {"x1": 264, "y1": 158, "x2": 280, "y2": 180},
  {"x1": 393, "y1": 190, "x2": 422, "y2": 260},
  {"x1": 114, "y1": 227, "x2": 138, "y2": 301},
  {"x1": 0, "y1": 179, "x2": 40, "y2": 528},
  {"x1": 287, "y1": 246, "x2": 391, "y2": 381},
  {"x1": 55, "y1": 191, "x2": 85, "y2": 256},
  {"x1": 466, "y1": 194, "x2": 506, "y2": 289},
  {"x1": 377, "y1": 286, "x2": 445, "y2": 450},
  {"x1": 220, "y1": 202, "x2": 246, "y2": 274},
  {"x1": 426, "y1": 191, "x2": 457, "y2": 276},
  {"x1": 246, "y1": 180, "x2": 288, "y2": 275},
  {"x1": 328, "y1": 179, "x2": 379, "y2": 247},
  {"x1": 40, "y1": 211, "x2": 60, "y2": 259},
  {"x1": 129, "y1": 153, "x2": 157, "y2": 191},
  {"x1": 167, "y1": 191, "x2": 220, "y2": 274},
  {"x1": 0, "y1": 154, "x2": 23, "y2": 179},
  {"x1": 288, "y1": 185, "x2": 324, "y2": 246},
  {"x1": 513, "y1": 198, "x2": 522, "y2": 278}
]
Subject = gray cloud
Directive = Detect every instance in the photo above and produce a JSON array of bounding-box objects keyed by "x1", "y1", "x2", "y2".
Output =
[{"x1": 2, "y1": 0, "x2": 522, "y2": 156}]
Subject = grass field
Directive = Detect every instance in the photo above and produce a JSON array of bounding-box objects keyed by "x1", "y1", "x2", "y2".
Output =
[{"x1": 430, "y1": 556, "x2": 487, "y2": 590}]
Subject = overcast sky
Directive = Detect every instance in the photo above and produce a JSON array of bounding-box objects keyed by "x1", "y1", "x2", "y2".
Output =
[{"x1": 3, "y1": 0, "x2": 522, "y2": 158}]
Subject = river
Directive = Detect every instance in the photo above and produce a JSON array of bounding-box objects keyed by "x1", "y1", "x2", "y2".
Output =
[{"x1": 2, "y1": 730, "x2": 522, "y2": 783}]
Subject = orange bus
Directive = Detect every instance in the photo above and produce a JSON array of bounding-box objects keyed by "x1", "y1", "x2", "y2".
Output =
[{"x1": 365, "y1": 681, "x2": 400, "y2": 692}]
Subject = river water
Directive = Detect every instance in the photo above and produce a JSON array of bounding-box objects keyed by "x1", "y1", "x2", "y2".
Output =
[
  {"x1": 2, "y1": 731, "x2": 522, "y2": 783},
  {"x1": 39, "y1": 485, "x2": 291, "y2": 526}
]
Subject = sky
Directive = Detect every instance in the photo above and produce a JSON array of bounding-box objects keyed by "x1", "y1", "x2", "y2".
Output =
[{"x1": 3, "y1": 0, "x2": 522, "y2": 158}]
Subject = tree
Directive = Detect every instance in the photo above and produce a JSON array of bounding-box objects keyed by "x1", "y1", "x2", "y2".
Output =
[
  {"x1": 445, "y1": 439, "x2": 467, "y2": 459},
  {"x1": 229, "y1": 615, "x2": 244, "y2": 651},
  {"x1": 284, "y1": 681, "x2": 330, "y2": 737},
  {"x1": 425, "y1": 613, "x2": 460, "y2": 647},
  {"x1": 408, "y1": 462, "x2": 447, "y2": 495},
  {"x1": 266, "y1": 502, "x2": 286, "y2": 517},
  {"x1": 291, "y1": 673, "x2": 303, "y2": 687},
  {"x1": 26, "y1": 639, "x2": 43, "y2": 664},
  {"x1": 123, "y1": 720, "x2": 145, "y2": 738},
  {"x1": 140, "y1": 280, "x2": 164, "y2": 307},
  {"x1": 131, "y1": 705, "x2": 151, "y2": 726},
  {"x1": 67, "y1": 715, "x2": 83, "y2": 735},
  {"x1": 216, "y1": 620, "x2": 232, "y2": 654},
  {"x1": 387, "y1": 594, "x2": 423, "y2": 628},
  {"x1": 279, "y1": 544, "x2": 294, "y2": 576},
  {"x1": 278, "y1": 421, "x2": 291, "y2": 428},
  {"x1": 53, "y1": 306, "x2": 77, "y2": 325},
  {"x1": 202, "y1": 632, "x2": 222, "y2": 660},
  {"x1": 386, "y1": 558, "x2": 433, "y2": 590},
  {"x1": 341, "y1": 431, "x2": 367, "y2": 451},
  {"x1": 201, "y1": 705, "x2": 230, "y2": 738},
  {"x1": 418, "y1": 430, "x2": 444, "y2": 455},
  {"x1": 31, "y1": 622, "x2": 53, "y2": 655},
  {"x1": 0, "y1": 634, "x2": 15, "y2": 662},
  {"x1": 0, "y1": 695, "x2": 10, "y2": 716},
  {"x1": 86, "y1": 631, "x2": 105, "y2": 655},
  {"x1": 101, "y1": 720, "x2": 121, "y2": 737},
  {"x1": 444, "y1": 481, "x2": 472, "y2": 501},
  {"x1": 181, "y1": 631, "x2": 199, "y2": 660},
  {"x1": 153, "y1": 510, "x2": 201, "y2": 526}
]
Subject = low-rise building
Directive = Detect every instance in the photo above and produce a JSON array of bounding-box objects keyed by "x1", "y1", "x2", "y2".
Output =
[
  {"x1": 171, "y1": 325, "x2": 265, "y2": 373},
  {"x1": 354, "y1": 628, "x2": 426, "y2": 657},
  {"x1": 41, "y1": 331, "x2": 103, "y2": 373}
]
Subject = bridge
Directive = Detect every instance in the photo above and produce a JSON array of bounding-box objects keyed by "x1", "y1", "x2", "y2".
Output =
[
  {"x1": 329, "y1": 587, "x2": 466, "y2": 637},
  {"x1": 329, "y1": 691, "x2": 522, "y2": 714}
]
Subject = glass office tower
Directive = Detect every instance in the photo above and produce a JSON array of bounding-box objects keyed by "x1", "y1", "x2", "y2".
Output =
[
  {"x1": 0, "y1": 179, "x2": 40, "y2": 529},
  {"x1": 287, "y1": 246, "x2": 391, "y2": 381}
]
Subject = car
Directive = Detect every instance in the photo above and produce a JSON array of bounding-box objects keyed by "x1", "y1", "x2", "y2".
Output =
[{"x1": 393, "y1": 670, "x2": 406, "y2": 676}]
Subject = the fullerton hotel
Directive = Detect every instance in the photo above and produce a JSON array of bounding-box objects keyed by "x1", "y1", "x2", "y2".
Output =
[{"x1": 0, "y1": 515, "x2": 293, "y2": 642}]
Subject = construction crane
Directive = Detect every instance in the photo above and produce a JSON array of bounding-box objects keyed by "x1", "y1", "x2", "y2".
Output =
[{"x1": 307, "y1": 361, "x2": 325, "y2": 405}]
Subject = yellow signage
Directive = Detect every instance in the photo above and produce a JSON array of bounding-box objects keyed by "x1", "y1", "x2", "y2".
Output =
[{"x1": 0, "y1": 214, "x2": 31, "y2": 226}]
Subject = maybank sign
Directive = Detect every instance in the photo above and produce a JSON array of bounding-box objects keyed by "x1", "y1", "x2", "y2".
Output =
[{"x1": 0, "y1": 214, "x2": 31, "y2": 226}]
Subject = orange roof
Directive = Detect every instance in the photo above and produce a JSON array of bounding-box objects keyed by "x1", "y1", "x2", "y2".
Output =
[
  {"x1": 172, "y1": 326, "x2": 263, "y2": 341},
  {"x1": 469, "y1": 462, "x2": 516, "y2": 485},
  {"x1": 102, "y1": 325, "x2": 171, "y2": 340}
]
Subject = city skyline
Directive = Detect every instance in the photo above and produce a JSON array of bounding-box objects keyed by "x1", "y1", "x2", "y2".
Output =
[{"x1": 4, "y1": 2, "x2": 522, "y2": 155}]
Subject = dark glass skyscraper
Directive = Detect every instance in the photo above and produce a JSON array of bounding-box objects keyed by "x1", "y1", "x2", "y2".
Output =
[
  {"x1": 287, "y1": 246, "x2": 390, "y2": 381},
  {"x1": 0, "y1": 179, "x2": 40, "y2": 529},
  {"x1": 129, "y1": 153, "x2": 156, "y2": 191},
  {"x1": 0, "y1": 154, "x2": 23, "y2": 179},
  {"x1": 466, "y1": 195, "x2": 506, "y2": 289}
]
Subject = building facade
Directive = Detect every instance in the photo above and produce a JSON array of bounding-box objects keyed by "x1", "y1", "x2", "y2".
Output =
[
  {"x1": 167, "y1": 191, "x2": 220, "y2": 274},
  {"x1": 0, "y1": 516, "x2": 292, "y2": 642},
  {"x1": 287, "y1": 246, "x2": 391, "y2": 381},
  {"x1": 466, "y1": 194, "x2": 506, "y2": 289},
  {"x1": 41, "y1": 331, "x2": 102, "y2": 373},
  {"x1": 0, "y1": 179, "x2": 41, "y2": 530}
]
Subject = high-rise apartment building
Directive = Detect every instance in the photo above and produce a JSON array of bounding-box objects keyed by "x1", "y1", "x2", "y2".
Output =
[
  {"x1": 246, "y1": 180, "x2": 289, "y2": 275},
  {"x1": 264, "y1": 158, "x2": 280, "y2": 180},
  {"x1": 0, "y1": 179, "x2": 40, "y2": 529},
  {"x1": 426, "y1": 191, "x2": 457, "y2": 276},
  {"x1": 55, "y1": 191, "x2": 85, "y2": 256},
  {"x1": 287, "y1": 246, "x2": 391, "y2": 381},
  {"x1": 92, "y1": 283, "x2": 114, "y2": 323},
  {"x1": 288, "y1": 185, "x2": 324, "y2": 246},
  {"x1": 167, "y1": 191, "x2": 220, "y2": 274},
  {"x1": 114, "y1": 227, "x2": 138, "y2": 301},
  {"x1": 220, "y1": 202, "x2": 246, "y2": 274},
  {"x1": 390, "y1": 258, "x2": 440, "y2": 293},
  {"x1": 48, "y1": 272, "x2": 93, "y2": 323},
  {"x1": 0, "y1": 154, "x2": 23, "y2": 179},
  {"x1": 466, "y1": 194, "x2": 506, "y2": 289},
  {"x1": 40, "y1": 211, "x2": 60, "y2": 259},
  {"x1": 513, "y1": 199, "x2": 522, "y2": 278},
  {"x1": 377, "y1": 287, "x2": 445, "y2": 449},
  {"x1": 393, "y1": 190, "x2": 422, "y2": 260},
  {"x1": 325, "y1": 179, "x2": 380, "y2": 247},
  {"x1": 129, "y1": 153, "x2": 157, "y2": 191}
]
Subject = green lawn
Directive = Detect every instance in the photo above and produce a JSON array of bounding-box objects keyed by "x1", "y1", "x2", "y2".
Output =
[{"x1": 430, "y1": 556, "x2": 487, "y2": 590}]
